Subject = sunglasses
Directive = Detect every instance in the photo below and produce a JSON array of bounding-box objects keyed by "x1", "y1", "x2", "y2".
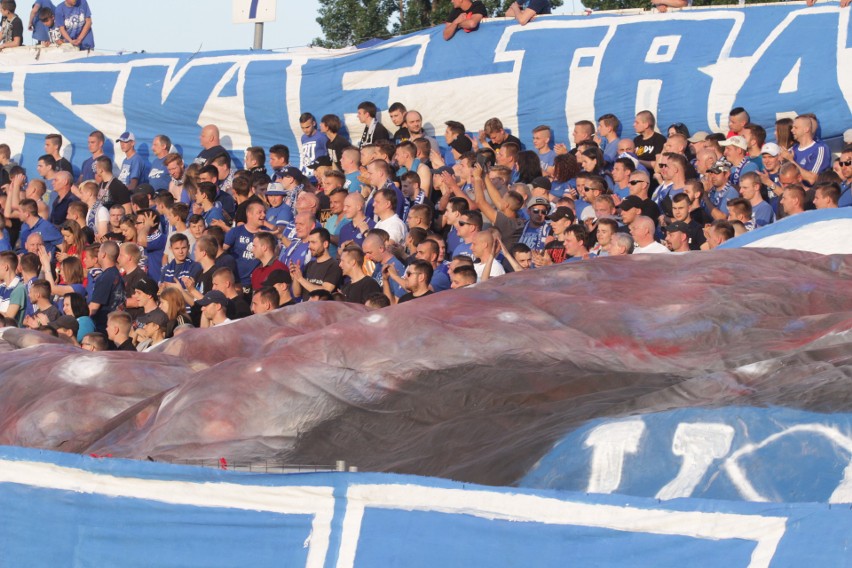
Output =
[
  {"x1": 839, "y1": 160, "x2": 852, "y2": 167},
  {"x1": 457, "y1": 220, "x2": 470, "y2": 227},
  {"x1": 628, "y1": 180, "x2": 645, "y2": 186},
  {"x1": 530, "y1": 209, "x2": 548, "y2": 215}
]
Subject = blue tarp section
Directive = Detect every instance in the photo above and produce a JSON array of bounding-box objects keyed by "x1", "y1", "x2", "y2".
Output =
[
  {"x1": 1, "y1": 445, "x2": 851, "y2": 567},
  {"x1": 1, "y1": 3, "x2": 850, "y2": 176},
  {"x1": 522, "y1": 406, "x2": 852, "y2": 503}
]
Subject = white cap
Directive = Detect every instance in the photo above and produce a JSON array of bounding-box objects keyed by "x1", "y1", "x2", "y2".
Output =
[
  {"x1": 760, "y1": 142, "x2": 781, "y2": 157},
  {"x1": 844, "y1": 128, "x2": 852, "y2": 145},
  {"x1": 720, "y1": 135, "x2": 748, "y2": 150}
]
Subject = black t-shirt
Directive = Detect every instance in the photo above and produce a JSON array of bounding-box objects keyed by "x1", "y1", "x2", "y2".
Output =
[
  {"x1": 227, "y1": 294, "x2": 252, "y2": 320},
  {"x1": 491, "y1": 134, "x2": 523, "y2": 151},
  {"x1": 399, "y1": 290, "x2": 434, "y2": 304},
  {"x1": 123, "y1": 267, "x2": 147, "y2": 321},
  {"x1": 194, "y1": 145, "x2": 227, "y2": 167},
  {"x1": 393, "y1": 127, "x2": 411, "y2": 145},
  {"x1": 4, "y1": 16, "x2": 23, "y2": 44},
  {"x1": 360, "y1": 122, "x2": 391, "y2": 147},
  {"x1": 446, "y1": 1, "x2": 488, "y2": 24},
  {"x1": 341, "y1": 276, "x2": 382, "y2": 304},
  {"x1": 301, "y1": 257, "x2": 343, "y2": 300},
  {"x1": 54, "y1": 157, "x2": 74, "y2": 175},
  {"x1": 102, "y1": 178, "x2": 131, "y2": 209},
  {"x1": 493, "y1": 212, "x2": 525, "y2": 249},
  {"x1": 633, "y1": 132, "x2": 666, "y2": 164},
  {"x1": 326, "y1": 135, "x2": 350, "y2": 170},
  {"x1": 233, "y1": 195, "x2": 265, "y2": 225}
]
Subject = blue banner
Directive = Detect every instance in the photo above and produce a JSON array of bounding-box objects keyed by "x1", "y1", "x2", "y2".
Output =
[
  {"x1": 0, "y1": 3, "x2": 850, "y2": 177},
  {"x1": 521, "y1": 406, "x2": 852, "y2": 504},
  {"x1": 1, "y1": 445, "x2": 852, "y2": 567}
]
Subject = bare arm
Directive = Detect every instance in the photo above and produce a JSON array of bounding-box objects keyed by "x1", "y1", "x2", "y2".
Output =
[{"x1": 472, "y1": 165, "x2": 498, "y2": 224}]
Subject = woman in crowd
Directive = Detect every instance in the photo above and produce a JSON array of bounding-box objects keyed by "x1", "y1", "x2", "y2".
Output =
[
  {"x1": 158, "y1": 286, "x2": 192, "y2": 338},
  {"x1": 62, "y1": 291, "x2": 95, "y2": 342}
]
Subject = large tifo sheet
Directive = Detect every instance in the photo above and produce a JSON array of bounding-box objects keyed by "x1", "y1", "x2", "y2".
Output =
[
  {"x1": 1, "y1": 446, "x2": 851, "y2": 568},
  {"x1": 1, "y1": 3, "x2": 851, "y2": 176},
  {"x1": 3, "y1": 244, "x2": 852, "y2": 496}
]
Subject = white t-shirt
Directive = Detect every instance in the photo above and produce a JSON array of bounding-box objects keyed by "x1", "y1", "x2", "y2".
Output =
[
  {"x1": 375, "y1": 214, "x2": 408, "y2": 244},
  {"x1": 474, "y1": 259, "x2": 506, "y2": 280},
  {"x1": 633, "y1": 241, "x2": 671, "y2": 254}
]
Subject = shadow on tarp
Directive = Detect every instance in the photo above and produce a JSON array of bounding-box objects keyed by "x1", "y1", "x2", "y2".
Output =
[{"x1": 2, "y1": 248, "x2": 852, "y2": 489}]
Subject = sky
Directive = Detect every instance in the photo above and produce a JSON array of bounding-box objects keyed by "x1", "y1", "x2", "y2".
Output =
[
  {"x1": 62, "y1": 0, "x2": 584, "y2": 54},
  {"x1": 86, "y1": 0, "x2": 324, "y2": 53}
]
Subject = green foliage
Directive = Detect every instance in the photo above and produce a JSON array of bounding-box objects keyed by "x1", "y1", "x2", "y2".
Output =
[
  {"x1": 314, "y1": 0, "x2": 398, "y2": 49},
  {"x1": 317, "y1": 0, "x2": 565, "y2": 48}
]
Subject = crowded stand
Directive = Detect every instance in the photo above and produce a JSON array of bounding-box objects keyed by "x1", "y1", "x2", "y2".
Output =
[{"x1": 1, "y1": 78, "x2": 852, "y2": 351}]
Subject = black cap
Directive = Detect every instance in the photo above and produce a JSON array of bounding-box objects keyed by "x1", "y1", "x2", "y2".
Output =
[
  {"x1": 133, "y1": 277, "x2": 159, "y2": 299},
  {"x1": 136, "y1": 308, "x2": 169, "y2": 328},
  {"x1": 279, "y1": 166, "x2": 306, "y2": 182},
  {"x1": 49, "y1": 315, "x2": 79, "y2": 335},
  {"x1": 196, "y1": 290, "x2": 228, "y2": 307},
  {"x1": 134, "y1": 183, "x2": 155, "y2": 196},
  {"x1": 531, "y1": 176, "x2": 552, "y2": 192},
  {"x1": 618, "y1": 195, "x2": 644, "y2": 211},
  {"x1": 263, "y1": 269, "x2": 292, "y2": 287},
  {"x1": 546, "y1": 206, "x2": 575, "y2": 223},
  {"x1": 308, "y1": 156, "x2": 333, "y2": 170},
  {"x1": 449, "y1": 136, "x2": 473, "y2": 155},
  {"x1": 666, "y1": 221, "x2": 690, "y2": 234}
]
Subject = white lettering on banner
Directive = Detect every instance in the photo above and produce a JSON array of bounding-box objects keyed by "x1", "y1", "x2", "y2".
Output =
[
  {"x1": 580, "y1": 418, "x2": 852, "y2": 503},
  {"x1": 337, "y1": 484, "x2": 788, "y2": 568},
  {"x1": 655, "y1": 422, "x2": 735, "y2": 501},
  {"x1": 0, "y1": 459, "x2": 336, "y2": 568},
  {"x1": 0, "y1": 5, "x2": 850, "y2": 179},
  {"x1": 722, "y1": 423, "x2": 852, "y2": 503},
  {"x1": 584, "y1": 419, "x2": 645, "y2": 494}
]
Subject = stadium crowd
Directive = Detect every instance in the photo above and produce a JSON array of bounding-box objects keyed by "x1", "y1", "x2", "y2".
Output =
[{"x1": 1, "y1": 86, "x2": 851, "y2": 351}]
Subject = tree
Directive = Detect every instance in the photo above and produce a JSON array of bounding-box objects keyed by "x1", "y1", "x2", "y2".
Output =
[
  {"x1": 314, "y1": 0, "x2": 398, "y2": 49},
  {"x1": 317, "y1": 0, "x2": 565, "y2": 48}
]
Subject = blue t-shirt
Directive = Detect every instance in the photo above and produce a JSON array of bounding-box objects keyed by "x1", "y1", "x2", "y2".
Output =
[
  {"x1": 76, "y1": 316, "x2": 96, "y2": 343},
  {"x1": 225, "y1": 225, "x2": 270, "y2": 286},
  {"x1": 706, "y1": 184, "x2": 739, "y2": 216},
  {"x1": 143, "y1": 230, "x2": 168, "y2": 282},
  {"x1": 19, "y1": 218, "x2": 64, "y2": 254},
  {"x1": 266, "y1": 203, "x2": 293, "y2": 227},
  {"x1": 31, "y1": 1, "x2": 56, "y2": 42},
  {"x1": 430, "y1": 263, "x2": 451, "y2": 292},
  {"x1": 0, "y1": 228, "x2": 11, "y2": 252},
  {"x1": 519, "y1": 221, "x2": 550, "y2": 252},
  {"x1": 89, "y1": 266, "x2": 125, "y2": 331},
  {"x1": 79, "y1": 155, "x2": 98, "y2": 182},
  {"x1": 793, "y1": 140, "x2": 831, "y2": 181},
  {"x1": 452, "y1": 242, "x2": 474, "y2": 260},
  {"x1": 215, "y1": 189, "x2": 236, "y2": 218},
  {"x1": 538, "y1": 149, "x2": 556, "y2": 172},
  {"x1": 344, "y1": 171, "x2": 363, "y2": 194},
  {"x1": 148, "y1": 156, "x2": 170, "y2": 192},
  {"x1": 118, "y1": 154, "x2": 150, "y2": 186},
  {"x1": 54, "y1": 0, "x2": 95, "y2": 49},
  {"x1": 519, "y1": 0, "x2": 551, "y2": 13},
  {"x1": 300, "y1": 131, "x2": 329, "y2": 176},
  {"x1": 280, "y1": 239, "x2": 310, "y2": 269},
  {"x1": 839, "y1": 181, "x2": 852, "y2": 208},
  {"x1": 339, "y1": 217, "x2": 374, "y2": 248},
  {"x1": 202, "y1": 206, "x2": 225, "y2": 226},
  {"x1": 752, "y1": 200, "x2": 776, "y2": 228},
  {"x1": 161, "y1": 258, "x2": 203, "y2": 286},
  {"x1": 371, "y1": 256, "x2": 406, "y2": 298}
]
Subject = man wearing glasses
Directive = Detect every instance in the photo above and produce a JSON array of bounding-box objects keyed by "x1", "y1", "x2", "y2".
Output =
[
  {"x1": 519, "y1": 197, "x2": 551, "y2": 252},
  {"x1": 836, "y1": 146, "x2": 852, "y2": 207}
]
